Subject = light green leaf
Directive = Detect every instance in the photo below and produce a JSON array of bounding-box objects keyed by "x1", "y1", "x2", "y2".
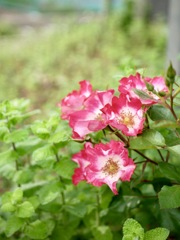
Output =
[
  {"x1": 16, "y1": 201, "x2": 35, "y2": 218},
  {"x1": 54, "y1": 157, "x2": 76, "y2": 179},
  {"x1": 5, "y1": 216, "x2": 24, "y2": 237},
  {"x1": 32, "y1": 145, "x2": 55, "y2": 165},
  {"x1": 158, "y1": 163, "x2": 180, "y2": 182},
  {"x1": 158, "y1": 185, "x2": 180, "y2": 209},
  {"x1": 92, "y1": 226, "x2": 113, "y2": 240},
  {"x1": 144, "y1": 227, "x2": 169, "y2": 240},
  {"x1": 122, "y1": 218, "x2": 144, "y2": 240},
  {"x1": 0, "y1": 126, "x2": 9, "y2": 141},
  {"x1": 24, "y1": 220, "x2": 55, "y2": 239},
  {"x1": 49, "y1": 131, "x2": 70, "y2": 143},
  {"x1": 38, "y1": 182, "x2": 61, "y2": 205},
  {"x1": 0, "y1": 150, "x2": 18, "y2": 166},
  {"x1": 142, "y1": 129, "x2": 166, "y2": 147},
  {"x1": 31, "y1": 121, "x2": 50, "y2": 139},
  {"x1": 64, "y1": 203, "x2": 87, "y2": 218},
  {"x1": 11, "y1": 188, "x2": 23, "y2": 204},
  {"x1": 167, "y1": 145, "x2": 180, "y2": 157},
  {"x1": 4, "y1": 129, "x2": 29, "y2": 143},
  {"x1": 1, "y1": 202, "x2": 16, "y2": 212},
  {"x1": 130, "y1": 136, "x2": 155, "y2": 149},
  {"x1": 0, "y1": 217, "x2": 6, "y2": 234},
  {"x1": 133, "y1": 89, "x2": 155, "y2": 100}
]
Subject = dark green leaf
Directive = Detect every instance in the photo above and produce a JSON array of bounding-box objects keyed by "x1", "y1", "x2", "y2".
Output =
[
  {"x1": 148, "y1": 105, "x2": 174, "y2": 121},
  {"x1": 158, "y1": 163, "x2": 180, "y2": 182}
]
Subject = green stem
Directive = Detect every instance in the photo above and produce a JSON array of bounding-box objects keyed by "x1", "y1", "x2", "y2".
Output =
[{"x1": 173, "y1": 86, "x2": 180, "y2": 98}]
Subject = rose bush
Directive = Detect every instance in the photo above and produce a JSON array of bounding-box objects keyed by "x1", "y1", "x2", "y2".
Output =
[{"x1": 0, "y1": 65, "x2": 180, "y2": 239}]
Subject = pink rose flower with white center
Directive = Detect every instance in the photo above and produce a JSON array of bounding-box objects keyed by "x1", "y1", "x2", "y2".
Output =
[
  {"x1": 118, "y1": 73, "x2": 168, "y2": 105},
  {"x1": 69, "y1": 89, "x2": 114, "y2": 139},
  {"x1": 103, "y1": 94, "x2": 145, "y2": 136},
  {"x1": 58, "y1": 80, "x2": 93, "y2": 120},
  {"x1": 72, "y1": 140, "x2": 136, "y2": 195}
]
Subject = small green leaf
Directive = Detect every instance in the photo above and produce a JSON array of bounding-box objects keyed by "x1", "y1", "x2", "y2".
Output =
[
  {"x1": 1, "y1": 202, "x2": 16, "y2": 212},
  {"x1": 0, "y1": 126, "x2": 9, "y2": 141},
  {"x1": 122, "y1": 218, "x2": 144, "y2": 240},
  {"x1": 92, "y1": 226, "x2": 113, "y2": 240},
  {"x1": 144, "y1": 227, "x2": 169, "y2": 240},
  {"x1": 0, "y1": 217, "x2": 6, "y2": 234},
  {"x1": 49, "y1": 131, "x2": 70, "y2": 143},
  {"x1": 12, "y1": 188, "x2": 23, "y2": 204},
  {"x1": 54, "y1": 157, "x2": 76, "y2": 179},
  {"x1": 4, "y1": 129, "x2": 29, "y2": 143},
  {"x1": 64, "y1": 203, "x2": 87, "y2": 218},
  {"x1": 31, "y1": 121, "x2": 50, "y2": 139},
  {"x1": 38, "y1": 182, "x2": 61, "y2": 205},
  {"x1": 133, "y1": 89, "x2": 155, "y2": 100},
  {"x1": 32, "y1": 145, "x2": 55, "y2": 166},
  {"x1": 0, "y1": 150, "x2": 18, "y2": 166},
  {"x1": 158, "y1": 185, "x2": 180, "y2": 209},
  {"x1": 5, "y1": 216, "x2": 24, "y2": 237},
  {"x1": 24, "y1": 219, "x2": 55, "y2": 239},
  {"x1": 16, "y1": 201, "x2": 35, "y2": 218}
]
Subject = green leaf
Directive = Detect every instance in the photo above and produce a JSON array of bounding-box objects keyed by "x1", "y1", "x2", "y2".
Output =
[
  {"x1": 122, "y1": 218, "x2": 144, "y2": 240},
  {"x1": 0, "y1": 126, "x2": 9, "y2": 141},
  {"x1": 37, "y1": 182, "x2": 61, "y2": 205},
  {"x1": 49, "y1": 131, "x2": 70, "y2": 143},
  {"x1": 158, "y1": 185, "x2": 180, "y2": 209},
  {"x1": 129, "y1": 136, "x2": 154, "y2": 149},
  {"x1": 16, "y1": 201, "x2": 35, "y2": 218},
  {"x1": 158, "y1": 163, "x2": 180, "y2": 182},
  {"x1": 64, "y1": 203, "x2": 87, "y2": 218},
  {"x1": 142, "y1": 129, "x2": 166, "y2": 147},
  {"x1": 4, "y1": 129, "x2": 29, "y2": 143},
  {"x1": 148, "y1": 105, "x2": 174, "y2": 121},
  {"x1": 0, "y1": 150, "x2": 18, "y2": 166},
  {"x1": 92, "y1": 226, "x2": 113, "y2": 240},
  {"x1": 24, "y1": 219, "x2": 55, "y2": 239},
  {"x1": 54, "y1": 157, "x2": 76, "y2": 179},
  {"x1": 11, "y1": 188, "x2": 23, "y2": 204},
  {"x1": 0, "y1": 217, "x2": 6, "y2": 234},
  {"x1": 144, "y1": 227, "x2": 169, "y2": 240},
  {"x1": 31, "y1": 121, "x2": 50, "y2": 139},
  {"x1": 5, "y1": 216, "x2": 24, "y2": 237},
  {"x1": 167, "y1": 145, "x2": 180, "y2": 157},
  {"x1": 32, "y1": 145, "x2": 55, "y2": 166},
  {"x1": 1, "y1": 202, "x2": 16, "y2": 212}
]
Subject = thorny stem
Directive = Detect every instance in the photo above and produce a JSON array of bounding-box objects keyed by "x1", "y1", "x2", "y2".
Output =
[
  {"x1": 166, "y1": 151, "x2": 170, "y2": 162},
  {"x1": 133, "y1": 149, "x2": 158, "y2": 165},
  {"x1": 157, "y1": 149, "x2": 165, "y2": 162}
]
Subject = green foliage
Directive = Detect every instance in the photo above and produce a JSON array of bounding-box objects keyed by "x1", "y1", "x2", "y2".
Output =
[{"x1": 122, "y1": 219, "x2": 169, "y2": 240}]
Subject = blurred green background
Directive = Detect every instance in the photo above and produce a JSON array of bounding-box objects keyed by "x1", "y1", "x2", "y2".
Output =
[{"x1": 0, "y1": 0, "x2": 168, "y2": 113}]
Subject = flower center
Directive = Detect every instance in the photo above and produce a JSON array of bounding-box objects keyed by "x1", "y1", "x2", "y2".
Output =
[
  {"x1": 118, "y1": 110, "x2": 134, "y2": 127},
  {"x1": 95, "y1": 113, "x2": 103, "y2": 121},
  {"x1": 102, "y1": 158, "x2": 119, "y2": 177}
]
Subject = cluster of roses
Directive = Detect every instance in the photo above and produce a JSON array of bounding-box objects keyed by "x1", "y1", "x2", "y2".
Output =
[{"x1": 59, "y1": 73, "x2": 169, "y2": 194}]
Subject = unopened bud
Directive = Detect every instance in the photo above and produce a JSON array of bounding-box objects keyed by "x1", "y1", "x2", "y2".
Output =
[
  {"x1": 158, "y1": 91, "x2": 166, "y2": 97},
  {"x1": 145, "y1": 82, "x2": 154, "y2": 92},
  {"x1": 166, "y1": 62, "x2": 176, "y2": 84}
]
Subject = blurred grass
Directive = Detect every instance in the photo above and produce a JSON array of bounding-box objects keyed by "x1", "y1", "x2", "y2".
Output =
[{"x1": 0, "y1": 13, "x2": 167, "y2": 113}]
